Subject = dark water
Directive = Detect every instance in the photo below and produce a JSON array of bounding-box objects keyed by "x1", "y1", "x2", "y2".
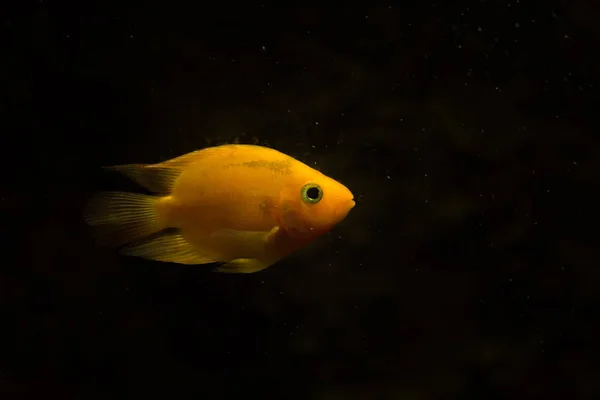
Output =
[{"x1": 4, "y1": 1, "x2": 599, "y2": 398}]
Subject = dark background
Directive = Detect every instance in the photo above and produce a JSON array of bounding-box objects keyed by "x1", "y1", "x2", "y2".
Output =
[{"x1": 3, "y1": 1, "x2": 600, "y2": 398}]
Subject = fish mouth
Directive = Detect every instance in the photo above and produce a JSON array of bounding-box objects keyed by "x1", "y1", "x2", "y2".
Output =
[{"x1": 335, "y1": 198, "x2": 355, "y2": 220}]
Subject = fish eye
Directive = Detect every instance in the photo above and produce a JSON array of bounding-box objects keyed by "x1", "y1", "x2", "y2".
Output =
[{"x1": 301, "y1": 183, "x2": 323, "y2": 204}]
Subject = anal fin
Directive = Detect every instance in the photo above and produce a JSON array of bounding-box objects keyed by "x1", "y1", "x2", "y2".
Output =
[
  {"x1": 214, "y1": 258, "x2": 272, "y2": 274},
  {"x1": 120, "y1": 232, "x2": 217, "y2": 265}
]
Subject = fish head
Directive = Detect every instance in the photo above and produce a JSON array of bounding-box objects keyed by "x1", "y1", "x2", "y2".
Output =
[{"x1": 278, "y1": 172, "x2": 355, "y2": 239}]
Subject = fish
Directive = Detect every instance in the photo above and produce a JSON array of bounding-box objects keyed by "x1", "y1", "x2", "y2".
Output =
[{"x1": 83, "y1": 144, "x2": 355, "y2": 273}]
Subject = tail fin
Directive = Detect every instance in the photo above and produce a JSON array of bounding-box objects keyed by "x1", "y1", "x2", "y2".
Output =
[{"x1": 83, "y1": 191, "x2": 165, "y2": 247}]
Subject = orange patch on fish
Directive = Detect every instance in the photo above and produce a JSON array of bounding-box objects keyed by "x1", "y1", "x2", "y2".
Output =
[{"x1": 84, "y1": 144, "x2": 355, "y2": 273}]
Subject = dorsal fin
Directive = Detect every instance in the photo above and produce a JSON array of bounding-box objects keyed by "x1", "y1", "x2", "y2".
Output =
[
  {"x1": 104, "y1": 146, "x2": 239, "y2": 195},
  {"x1": 105, "y1": 148, "x2": 227, "y2": 194},
  {"x1": 104, "y1": 164, "x2": 182, "y2": 194}
]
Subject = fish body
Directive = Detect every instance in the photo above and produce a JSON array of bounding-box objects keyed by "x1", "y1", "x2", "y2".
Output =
[{"x1": 84, "y1": 144, "x2": 355, "y2": 273}]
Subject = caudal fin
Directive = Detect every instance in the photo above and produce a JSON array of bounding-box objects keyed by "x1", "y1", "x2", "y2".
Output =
[{"x1": 83, "y1": 191, "x2": 164, "y2": 247}]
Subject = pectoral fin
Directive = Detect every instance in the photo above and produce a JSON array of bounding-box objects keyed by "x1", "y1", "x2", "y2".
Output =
[
  {"x1": 210, "y1": 226, "x2": 280, "y2": 273},
  {"x1": 214, "y1": 258, "x2": 272, "y2": 274},
  {"x1": 210, "y1": 226, "x2": 279, "y2": 257}
]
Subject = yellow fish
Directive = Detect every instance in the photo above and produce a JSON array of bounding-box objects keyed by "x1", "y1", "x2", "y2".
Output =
[{"x1": 84, "y1": 144, "x2": 355, "y2": 273}]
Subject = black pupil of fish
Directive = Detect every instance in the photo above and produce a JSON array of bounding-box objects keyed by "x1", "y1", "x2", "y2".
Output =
[{"x1": 306, "y1": 187, "x2": 320, "y2": 200}]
